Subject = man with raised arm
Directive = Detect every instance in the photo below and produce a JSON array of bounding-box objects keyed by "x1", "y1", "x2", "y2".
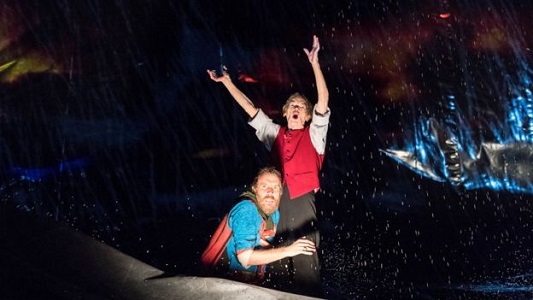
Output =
[{"x1": 207, "y1": 35, "x2": 330, "y2": 297}]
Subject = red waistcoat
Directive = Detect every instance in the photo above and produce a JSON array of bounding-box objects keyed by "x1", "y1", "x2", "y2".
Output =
[{"x1": 271, "y1": 126, "x2": 325, "y2": 199}]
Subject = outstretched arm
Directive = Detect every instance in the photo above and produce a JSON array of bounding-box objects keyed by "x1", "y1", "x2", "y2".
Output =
[
  {"x1": 237, "y1": 238, "x2": 316, "y2": 268},
  {"x1": 304, "y1": 35, "x2": 329, "y2": 115},
  {"x1": 207, "y1": 68, "x2": 259, "y2": 118}
]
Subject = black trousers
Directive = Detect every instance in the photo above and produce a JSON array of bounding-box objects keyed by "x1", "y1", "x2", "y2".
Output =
[{"x1": 268, "y1": 184, "x2": 322, "y2": 298}]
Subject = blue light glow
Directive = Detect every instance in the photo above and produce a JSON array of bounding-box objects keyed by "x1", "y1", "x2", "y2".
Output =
[{"x1": 384, "y1": 63, "x2": 533, "y2": 194}]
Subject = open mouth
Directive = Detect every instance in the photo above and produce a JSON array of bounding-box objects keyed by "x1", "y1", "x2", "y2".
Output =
[{"x1": 292, "y1": 114, "x2": 298, "y2": 119}]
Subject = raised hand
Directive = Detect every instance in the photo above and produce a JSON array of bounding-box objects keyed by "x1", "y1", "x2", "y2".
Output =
[
  {"x1": 206, "y1": 65, "x2": 230, "y2": 83},
  {"x1": 303, "y1": 35, "x2": 320, "y2": 64}
]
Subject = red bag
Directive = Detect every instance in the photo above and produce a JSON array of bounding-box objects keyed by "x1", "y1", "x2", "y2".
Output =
[
  {"x1": 201, "y1": 214, "x2": 231, "y2": 269},
  {"x1": 200, "y1": 205, "x2": 268, "y2": 282}
]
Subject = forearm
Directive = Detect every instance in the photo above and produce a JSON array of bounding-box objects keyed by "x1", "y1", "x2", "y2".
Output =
[
  {"x1": 312, "y1": 62, "x2": 329, "y2": 115},
  {"x1": 237, "y1": 238, "x2": 315, "y2": 268},
  {"x1": 243, "y1": 247, "x2": 291, "y2": 267},
  {"x1": 222, "y1": 81, "x2": 259, "y2": 117}
]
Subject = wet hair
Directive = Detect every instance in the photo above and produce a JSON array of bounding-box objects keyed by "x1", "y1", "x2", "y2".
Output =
[
  {"x1": 282, "y1": 93, "x2": 313, "y2": 117},
  {"x1": 251, "y1": 166, "x2": 282, "y2": 188}
]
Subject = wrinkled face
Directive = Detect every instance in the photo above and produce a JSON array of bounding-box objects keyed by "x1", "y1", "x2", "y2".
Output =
[
  {"x1": 284, "y1": 98, "x2": 311, "y2": 130},
  {"x1": 252, "y1": 173, "x2": 282, "y2": 215}
]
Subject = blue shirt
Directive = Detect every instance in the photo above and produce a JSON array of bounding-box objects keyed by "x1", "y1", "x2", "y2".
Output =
[{"x1": 226, "y1": 200, "x2": 280, "y2": 273}]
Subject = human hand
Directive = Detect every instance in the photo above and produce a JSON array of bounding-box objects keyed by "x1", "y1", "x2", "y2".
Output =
[
  {"x1": 303, "y1": 35, "x2": 320, "y2": 64},
  {"x1": 206, "y1": 65, "x2": 231, "y2": 83},
  {"x1": 285, "y1": 238, "x2": 316, "y2": 257}
]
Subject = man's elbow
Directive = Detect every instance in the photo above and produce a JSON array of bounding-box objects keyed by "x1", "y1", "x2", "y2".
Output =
[{"x1": 237, "y1": 249, "x2": 253, "y2": 269}]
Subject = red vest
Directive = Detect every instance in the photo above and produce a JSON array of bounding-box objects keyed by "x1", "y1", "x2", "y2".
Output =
[{"x1": 271, "y1": 126, "x2": 324, "y2": 199}]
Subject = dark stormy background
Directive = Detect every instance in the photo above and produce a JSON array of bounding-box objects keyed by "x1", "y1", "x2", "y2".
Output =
[{"x1": 1, "y1": 0, "x2": 533, "y2": 299}]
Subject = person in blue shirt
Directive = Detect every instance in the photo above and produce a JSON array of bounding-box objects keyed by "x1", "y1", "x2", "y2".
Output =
[{"x1": 225, "y1": 167, "x2": 316, "y2": 283}]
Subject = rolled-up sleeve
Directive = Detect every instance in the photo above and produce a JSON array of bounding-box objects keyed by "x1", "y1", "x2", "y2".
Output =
[
  {"x1": 248, "y1": 109, "x2": 280, "y2": 151},
  {"x1": 310, "y1": 105, "x2": 331, "y2": 155}
]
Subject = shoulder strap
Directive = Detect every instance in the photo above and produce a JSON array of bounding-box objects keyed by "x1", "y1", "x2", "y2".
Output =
[{"x1": 238, "y1": 192, "x2": 274, "y2": 230}]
